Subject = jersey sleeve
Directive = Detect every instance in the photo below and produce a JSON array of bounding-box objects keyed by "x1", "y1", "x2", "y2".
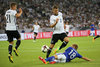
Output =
[
  {"x1": 50, "y1": 16, "x2": 55, "y2": 25},
  {"x1": 77, "y1": 53, "x2": 82, "y2": 58},
  {"x1": 12, "y1": 10, "x2": 17, "y2": 16},
  {"x1": 99, "y1": 22, "x2": 100, "y2": 25},
  {"x1": 38, "y1": 25, "x2": 40, "y2": 28},
  {"x1": 33, "y1": 25, "x2": 34, "y2": 27}
]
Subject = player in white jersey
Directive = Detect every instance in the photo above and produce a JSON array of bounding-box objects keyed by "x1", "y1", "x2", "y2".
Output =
[
  {"x1": 32, "y1": 22, "x2": 40, "y2": 42},
  {"x1": 5, "y1": 2, "x2": 22, "y2": 63},
  {"x1": 93, "y1": 22, "x2": 100, "y2": 40},
  {"x1": 46, "y1": 6, "x2": 69, "y2": 58},
  {"x1": 64, "y1": 21, "x2": 70, "y2": 36}
]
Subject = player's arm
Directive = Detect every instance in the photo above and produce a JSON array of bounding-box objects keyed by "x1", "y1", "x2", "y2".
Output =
[
  {"x1": 81, "y1": 57, "x2": 92, "y2": 61},
  {"x1": 38, "y1": 25, "x2": 40, "y2": 30},
  {"x1": 50, "y1": 18, "x2": 59, "y2": 28},
  {"x1": 32, "y1": 26, "x2": 34, "y2": 30},
  {"x1": 64, "y1": 24, "x2": 66, "y2": 29},
  {"x1": 15, "y1": 8, "x2": 22, "y2": 17}
]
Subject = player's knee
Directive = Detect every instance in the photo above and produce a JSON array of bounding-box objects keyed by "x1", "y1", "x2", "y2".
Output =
[
  {"x1": 54, "y1": 55, "x2": 58, "y2": 59},
  {"x1": 49, "y1": 44, "x2": 55, "y2": 49},
  {"x1": 9, "y1": 41, "x2": 14, "y2": 45},
  {"x1": 64, "y1": 37, "x2": 69, "y2": 42},
  {"x1": 18, "y1": 37, "x2": 21, "y2": 40}
]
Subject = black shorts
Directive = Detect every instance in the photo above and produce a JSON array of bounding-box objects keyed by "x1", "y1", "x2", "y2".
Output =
[
  {"x1": 51, "y1": 33, "x2": 67, "y2": 44},
  {"x1": 66, "y1": 32, "x2": 69, "y2": 35},
  {"x1": 5, "y1": 30, "x2": 20, "y2": 42},
  {"x1": 34, "y1": 32, "x2": 38, "y2": 36}
]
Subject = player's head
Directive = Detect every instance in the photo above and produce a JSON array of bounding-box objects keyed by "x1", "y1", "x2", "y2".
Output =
[
  {"x1": 52, "y1": 5, "x2": 58, "y2": 15},
  {"x1": 71, "y1": 44, "x2": 78, "y2": 50},
  {"x1": 10, "y1": 2, "x2": 17, "y2": 10},
  {"x1": 35, "y1": 22, "x2": 38, "y2": 25},
  {"x1": 92, "y1": 22, "x2": 94, "y2": 24},
  {"x1": 65, "y1": 21, "x2": 69, "y2": 25}
]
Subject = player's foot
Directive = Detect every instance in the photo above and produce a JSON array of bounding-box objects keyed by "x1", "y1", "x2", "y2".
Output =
[
  {"x1": 8, "y1": 54, "x2": 13, "y2": 63},
  {"x1": 13, "y1": 48, "x2": 19, "y2": 56},
  {"x1": 49, "y1": 61, "x2": 56, "y2": 64},
  {"x1": 53, "y1": 47, "x2": 59, "y2": 54},
  {"x1": 38, "y1": 56, "x2": 47, "y2": 64},
  {"x1": 93, "y1": 38, "x2": 95, "y2": 42}
]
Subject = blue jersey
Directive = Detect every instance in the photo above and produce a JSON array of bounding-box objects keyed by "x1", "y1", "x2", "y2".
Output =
[
  {"x1": 90, "y1": 24, "x2": 95, "y2": 31},
  {"x1": 63, "y1": 47, "x2": 82, "y2": 62}
]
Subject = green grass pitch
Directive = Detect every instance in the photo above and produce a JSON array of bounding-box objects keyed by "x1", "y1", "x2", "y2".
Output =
[{"x1": 0, "y1": 37, "x2": 100, "y2": 67}]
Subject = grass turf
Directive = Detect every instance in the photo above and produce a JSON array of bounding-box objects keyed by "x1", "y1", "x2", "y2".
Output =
[{"x1": 0, "y1": 37, "x2": 100, "y2": 67}]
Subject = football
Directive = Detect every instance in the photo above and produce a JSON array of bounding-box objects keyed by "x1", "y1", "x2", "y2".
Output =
[{"x1": 41, "y1": 45, "x2": 49, "y2": 53}]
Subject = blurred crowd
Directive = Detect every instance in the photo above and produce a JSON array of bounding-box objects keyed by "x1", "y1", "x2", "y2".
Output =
[{"x1": 0, "y1": 0, "x2": 100, "y2": 30}]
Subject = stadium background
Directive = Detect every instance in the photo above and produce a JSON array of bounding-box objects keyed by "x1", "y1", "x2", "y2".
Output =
[
  {"x1": 0, "y1": 0, "x2": 100, "y2": 67},
  {"x1": 0, "y1": 0, "x2": 100, "y2": 33}
]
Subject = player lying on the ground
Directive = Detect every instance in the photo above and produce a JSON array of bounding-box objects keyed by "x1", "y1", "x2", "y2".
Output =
[{"x1": 39, "y1": 44, "x2": 91, "y2": 64}]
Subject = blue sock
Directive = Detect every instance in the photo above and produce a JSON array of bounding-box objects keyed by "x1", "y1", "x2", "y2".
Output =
[
  {"x1": 89, "y1": 33, "x2": 91, "y2": 36},
  {"x1": 93, "y1": 33, "x2": 95, "y2": 37},
  {"x1": 45, "y1": 56, "x2": 55, "y2": 62}
]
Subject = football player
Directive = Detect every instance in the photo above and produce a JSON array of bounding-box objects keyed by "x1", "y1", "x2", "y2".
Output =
[
  {"x1": 39, "y1": 44, "x2": 91, "y2": 64},
  {"x1": 46, "y1": 6, "x2": 69, "y2": 58},
  {"x1": 5, "y1": 2, "x2": 22, "y2": 63}
]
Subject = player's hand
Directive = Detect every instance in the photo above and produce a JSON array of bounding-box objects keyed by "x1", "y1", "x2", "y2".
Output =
[
  {"x1": 19, "y1": 8, "x2": 22, "y2": 13},
  {"x1": 56, "y1": 18, "x2": 59, "y2": 23}
]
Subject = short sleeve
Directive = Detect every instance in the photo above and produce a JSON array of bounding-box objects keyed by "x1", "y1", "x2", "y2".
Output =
[
  {"x1": 77, "y1": 53, "x2": 82, "y2": 58},
  {"x1": 12, "y1": 10, "x2": 17, "y2": 16},
  {"x1": 98, "y1": 22, "x2": 100, "y2": 25},
  {"x1": 50, "y1": 16, "x2": 55, "y2": 25},
  {"x1": 33, "y1": 25, "x2": 35, "y2": 27},
  {"x1": 38, "y1": 25, "x2": 40, "y2": 28}
]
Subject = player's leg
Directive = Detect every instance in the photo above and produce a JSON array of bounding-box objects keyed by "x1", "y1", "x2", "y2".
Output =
[
  {"x1": 89, "y1": 30, "x2": 92, "y2": 36},
  {"x1": 6, "y1": 31, "x2": 14, "y2": 63},
  {"x1": 94, "y1": 35, "x2": 100, "y2": 40},
  {"x1": 39, "y1": 56, "x2": 47, "y2": 64},
  {"x1": 49, "y1": 53, "x2": 66, "y2": 64},
  {"x1": 8, "y1": 41, "x2": 14, "y2": 63},
  {"x1": 39, "y1": 55, "x2": 56, "y2": 64},
  {"x1": 45, "y1": 56, "x2": 55, "y2": 62},
  {"x1": 53, "y1": 33, "x2": 69, "y2": 54},
  {"x1": 46, "y1": 34, "x2": 59, "y2": 58},
  {"x1": 54, "y1": 53, "x2": 66, "y2": 63},
  {"x1": 66, "y1": 32, "x2": 69, "y2": 36},
  {"x1": 33, "y1": 32, "x2": 37, "y2": 41},
  {"x1": 14, "y1": 31, "x2": 21, "y2": 56},
  {"x1": 59, "y1": 36, "x2": 69, "y2": 50},
  {"x1": 46, "y1": 44, "x2": 55, "y2": 58},
  {"x1": 93, "y1": 31, "x2": 95, "y2": 37}
]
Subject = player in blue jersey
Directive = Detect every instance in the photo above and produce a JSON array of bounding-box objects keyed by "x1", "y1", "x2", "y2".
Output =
[
  {"x1": 39, "y1": 44, "x2": 91, "y2": 64},
  {"x1": 89, "y1": 22, "x2": 96, "y2": 37}
]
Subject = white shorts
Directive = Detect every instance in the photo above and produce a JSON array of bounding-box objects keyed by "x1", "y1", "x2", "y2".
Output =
[
  {"x1": 54, "y1": 53, "x2": 66, "y2": 63},
  {"x1": 90, "y1": 30, "x2": 95, "y2": 36}
]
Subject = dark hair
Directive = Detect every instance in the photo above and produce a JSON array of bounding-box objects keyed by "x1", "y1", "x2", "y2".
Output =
[
  {"x1": 72, "y1": 44, "x2": 78, "y2": 50},
  {"x1": 53, "y1": 5, "x2": 58, "y2": 9},
  {"x1": 10, "y1": 2, "x2": 17, "y2": 8}
]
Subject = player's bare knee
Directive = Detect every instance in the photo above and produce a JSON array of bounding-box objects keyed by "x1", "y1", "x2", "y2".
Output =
[
  {"x1": 64, "y1": 37, "x2": 69, "y2": 42},
  {"x1": 50, "y1": 44, "x2": 55, "y2": 49},
  {"x1": 54, "y1": 55, "x2": 58, "y2": 59},
  {"x1": 9, "y1": 41, "x2": 14, "y2": 45},
  {"x1": 18, "y1": 37, "x2": 21, "y2": 40}
]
